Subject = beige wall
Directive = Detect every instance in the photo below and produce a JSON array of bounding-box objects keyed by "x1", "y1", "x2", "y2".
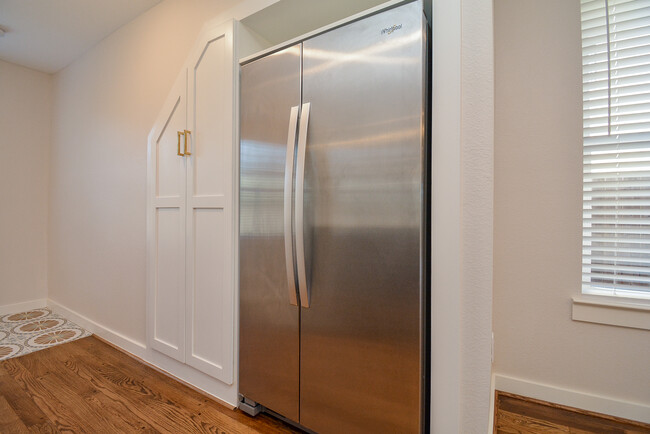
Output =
[
  {"x1": 49, "y1": 0, "x2": 240, "y2": 343},
  {"x1": 494, "y1": 0, "x2": 650, "y2": 408},
  {"x1": 0, "y1": 60, "x2": 51, "y2": 308}
]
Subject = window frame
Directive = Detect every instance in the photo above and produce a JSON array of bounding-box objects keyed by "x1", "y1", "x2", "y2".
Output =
[{"x1": 580, "y1": 0, "x2": 650, "y2": 302}]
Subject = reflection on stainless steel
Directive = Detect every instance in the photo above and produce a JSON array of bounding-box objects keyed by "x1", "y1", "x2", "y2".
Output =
[
  {"x1": 299, "y1": 3, "x2": 425, "y2": 432},
  {"x1": 284, "y1": 106, "x2": 300, "y2": 306},
  {"x1": 241, "y1": 45, "x2": 301, "y2": 94},
  {"x1": 295, "y1": 102, "x2": 311, "y2": 308},
  {"x1": 239, "y1": 44, "x2": 301, "y2": 421},
  {"x1": 239, "y1": 1, "x2": 428, "y2": 432},
  {"x1": 302, "y1": 31, "x2": 421, "y2": 75},
  {"x1": 240, "y1": 140, "x2": 285, "y2": 237}
]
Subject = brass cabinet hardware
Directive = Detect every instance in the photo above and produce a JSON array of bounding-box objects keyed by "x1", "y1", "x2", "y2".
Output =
[
  {"x1": 176, "y1": 130, "x2": 192, "y2": 156},
  {"x1": 184, "y1": 130, "x2": 192, "y2": 156},
  {"x1": 177, "y1": 131, "x2": 185, "y2": 156}
]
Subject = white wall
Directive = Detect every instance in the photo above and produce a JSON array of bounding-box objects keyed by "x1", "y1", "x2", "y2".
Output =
[
  {"x1": 0, "y1": 60, "x2": 51, "y2": 310},
  {"x1": 48, "y1": 0, "x2": 241, "y2": 343},
  {"x1": 494, "y1": 0, "x2": 650, "y2": 413}
]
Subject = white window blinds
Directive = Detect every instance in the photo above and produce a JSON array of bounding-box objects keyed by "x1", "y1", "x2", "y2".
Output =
[{"x1": 581, "y1": 0, "x2": 650, "y2": 299}]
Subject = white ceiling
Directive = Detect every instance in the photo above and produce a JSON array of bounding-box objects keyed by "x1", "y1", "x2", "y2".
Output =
[{"x1": 0, "y1": 0, "x2": 161, "y2": 73}]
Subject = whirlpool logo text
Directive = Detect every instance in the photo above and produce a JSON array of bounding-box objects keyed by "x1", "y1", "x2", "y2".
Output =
[{"x1": 381, "y1": 24, "x2": 402, "y2": 35}]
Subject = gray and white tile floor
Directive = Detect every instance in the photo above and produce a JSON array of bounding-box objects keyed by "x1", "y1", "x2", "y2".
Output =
[{"x1": 0, "y1": 308, "x2": 91, "y2": 361}]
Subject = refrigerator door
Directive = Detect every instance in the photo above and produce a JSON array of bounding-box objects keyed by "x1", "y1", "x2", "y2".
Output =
[
  {"x1": 239, "y1": 44, "x2": 302, "y2": 421},
  {"x1": 299, "y1": 2, "x2": 426, "y2": 433}
]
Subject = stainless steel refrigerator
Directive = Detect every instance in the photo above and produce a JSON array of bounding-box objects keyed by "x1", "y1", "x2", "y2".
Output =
[{"x1": 239, "y1": 1, "x2": 429, "y2": 432}]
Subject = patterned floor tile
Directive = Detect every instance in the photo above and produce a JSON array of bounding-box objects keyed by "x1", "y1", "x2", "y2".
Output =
[{"x1": 0, "y1": 308, "x2": 91, "y2": 361}]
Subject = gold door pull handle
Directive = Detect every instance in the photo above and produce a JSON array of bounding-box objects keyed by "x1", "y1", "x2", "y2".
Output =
[
  {"x1": 177, "y1": 131, "x2": 185, "y2": 156},
  {"x1": 184, "y1": 130, "x2": 192, "y2": 156}
]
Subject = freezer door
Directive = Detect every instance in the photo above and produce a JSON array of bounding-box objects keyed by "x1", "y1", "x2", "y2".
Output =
[
  {"x1": 239, "y1": 44, "x2": 301, "y2": 421},
  {"x1": 299, "y1": 2, "x2": 426, "y2": 433}
]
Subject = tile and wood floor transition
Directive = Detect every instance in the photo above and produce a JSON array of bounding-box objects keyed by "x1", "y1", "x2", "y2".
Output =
[{"x1": 2, "y1": 335, "x2": 649, "y2": 433}]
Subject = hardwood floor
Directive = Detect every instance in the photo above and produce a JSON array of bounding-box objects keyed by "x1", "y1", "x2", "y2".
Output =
[
  {"x1": 5, "y1": 340, "x2": 648, "y2": 433},
  {"x1": 495, "y1": 390, "x2": 650, "y2": 434},
  {"x1": 0, "y1": 336, "x2": 302, "y2": 433}
]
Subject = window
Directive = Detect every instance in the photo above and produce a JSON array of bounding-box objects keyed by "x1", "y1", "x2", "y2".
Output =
[{"x1": 580, "y1": 0, "x2": 650, "y2": 300}]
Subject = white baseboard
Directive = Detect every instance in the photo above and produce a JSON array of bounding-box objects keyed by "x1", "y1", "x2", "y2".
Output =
[
  {"x1": 47, "y1": 298, "x2": 147, "y2": 358},
  {"x1": 46, "y1": 298, "x2": 238, "y2": 408},
  {"x1": 0, "y1": 299, "x2": 47, "y2": 316},
  {"x1": 494, "y1": 374, "x2": 650, "y2": 424}
]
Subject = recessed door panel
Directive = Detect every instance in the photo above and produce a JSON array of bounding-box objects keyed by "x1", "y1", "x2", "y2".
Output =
[
  {"x1": 154, "y1": 207, "x2": 185, "y2": 361},
  {"x1": 188, "y1": 207, "x2": 231, "y2": 379},
  {"x1": 192, "y1": 35, "x2": 228, "y2": 197}
]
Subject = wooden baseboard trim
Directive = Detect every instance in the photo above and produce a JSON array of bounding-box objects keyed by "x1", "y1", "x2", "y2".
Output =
[
  {"x1": 494, "y1": 390, "x2": 650, "y2": 432},
  {"x1": 91, "y1": 335, "x2": 236, "y2": 411}
]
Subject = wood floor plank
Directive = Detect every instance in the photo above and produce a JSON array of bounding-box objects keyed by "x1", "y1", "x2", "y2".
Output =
[
  {"x1": 74, "y1": 357, "x2": 248, "y2": 432},
  {"x1": 0, "y1": 336, "x2": 301, "y2": 433},
  {"x1": 2, "y1": 357, "x2": 90, "y2": 433},
  {"x1": 0, "y1": 395, "x2": 30, "y2": 434},
  {"x1": 60, "y1": 345, "x2": 255, "y2": 433},
  {"x1": 0, "y1": 365, "x2": 51, "y2": 428},
  {"x1": 68, "y1": 337, "x2": 299, "y2": 433},
  {"x1": 44, "y1": 370, "x2": 159, "y2": 433},
  {"x1": 497, "y1": 408, "x2": 592, "y2": 433},
  {"x1": 496, "y1": 391, "x2": 650, "y2": 434},
  {"x1": 18, "y1": 340, "x2": 159, "y2": 433},
  {"x1": 26, "y1": 423, "x2": 57, "y2": 434}
]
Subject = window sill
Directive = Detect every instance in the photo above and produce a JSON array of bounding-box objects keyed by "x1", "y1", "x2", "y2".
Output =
[{"x1": 572, "y1": 295, "x2": 650, "y2": 331}]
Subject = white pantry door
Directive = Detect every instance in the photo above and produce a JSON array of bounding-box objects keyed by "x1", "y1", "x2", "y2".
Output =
[
  {"x1": 185, "y1": 21, "x2": 235, "y2": 384},
  {"x1": 148, "y1": 72, "x2": 188, "y2": 362}
]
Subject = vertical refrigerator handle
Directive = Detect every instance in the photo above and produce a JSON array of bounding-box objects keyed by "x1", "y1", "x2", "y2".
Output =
[
  {"x1": 295, "y1": 102, "x2": 311, "y2": 308},
  {"x1": 284, "y1": 106, "x2": 300, "y2": 306}
]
